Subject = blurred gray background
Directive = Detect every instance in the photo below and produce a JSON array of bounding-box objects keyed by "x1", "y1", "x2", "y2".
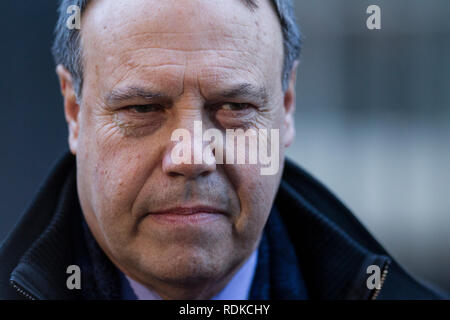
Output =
[
  {"x1": 289, "y1": 0, "x2": 450, "y2": 294},
  {"x1": 0, "y1": 1, "x2": 449, "y2": 295}
]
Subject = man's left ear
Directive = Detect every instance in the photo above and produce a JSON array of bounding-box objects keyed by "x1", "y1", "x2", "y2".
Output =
[{"x1": 282, "y1": 60, "x2": 299, "y2": 148}]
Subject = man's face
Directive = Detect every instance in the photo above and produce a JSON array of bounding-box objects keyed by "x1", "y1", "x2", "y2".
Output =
[{"x1": 62, "y1": 0, "x2": 295, "y2": 298}]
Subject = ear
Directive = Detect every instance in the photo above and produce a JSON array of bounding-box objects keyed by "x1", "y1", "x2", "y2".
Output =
[
  {"x1": 56, "y1": 65, "x2": 80, "y2": 155},
  {"x1": 282, "y1": 60, "x2": 299, "y2": 148}
]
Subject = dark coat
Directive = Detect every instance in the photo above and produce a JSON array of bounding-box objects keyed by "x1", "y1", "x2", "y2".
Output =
[{"x1": 0, "y1": 152, "x2": 445, "y2": 299}]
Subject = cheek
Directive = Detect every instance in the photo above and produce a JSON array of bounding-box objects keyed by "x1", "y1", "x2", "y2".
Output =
[
  {"x1": 80, "y1": 151, "x2": 144, "y2": 239},
  {"x1": 230, "y1": 164, "x2": 281, "y2": 239},
  {"x1": 78, "y1": 116, "x2": 159, "y2": 227},
  {"x1": 95, "y1": 154, "x2": 142, "y2": 207}
]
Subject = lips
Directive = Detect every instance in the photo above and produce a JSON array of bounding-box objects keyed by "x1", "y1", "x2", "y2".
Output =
[
  {"x1": 147, "y1": 206, "x2": 226, "y2": 224},
  {"x1": 150, "y1": 206, "x2": 226, "y2": 215}
]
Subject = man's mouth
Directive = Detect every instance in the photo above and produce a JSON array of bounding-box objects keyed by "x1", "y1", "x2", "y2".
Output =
[{"x1": 147, "y1": 206, "x2": 227, "y2": 224}]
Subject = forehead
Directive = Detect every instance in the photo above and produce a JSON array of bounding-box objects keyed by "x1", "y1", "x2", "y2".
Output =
[{"x1": 80, "y1": 0, "x2": 283, "y2": 97}]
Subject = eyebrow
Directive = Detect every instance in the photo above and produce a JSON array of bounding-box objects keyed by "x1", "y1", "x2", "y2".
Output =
[
  {"x1": 213, "y1": 83, "x2": 269, "y2": 105},
  {"x1": 105, "y1": 86, "x2": 166, "y2": 105},
  {"x1": 105, "y1": 83, "x2": 269, "y2": 106}
]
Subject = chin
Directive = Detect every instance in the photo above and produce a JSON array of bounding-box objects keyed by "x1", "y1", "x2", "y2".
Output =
[{"x1": 137, "y1": 246, "x2": 232, "y2": 285}]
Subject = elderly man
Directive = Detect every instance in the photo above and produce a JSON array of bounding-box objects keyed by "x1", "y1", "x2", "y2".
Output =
[{"x1": 0, "y1": 0, "x2": 443, "y2": 300}]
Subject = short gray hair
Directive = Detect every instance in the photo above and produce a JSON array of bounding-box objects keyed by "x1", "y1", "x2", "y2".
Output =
[{"x1": 52, "y1": 0, "x2": 301, "y2": 99}]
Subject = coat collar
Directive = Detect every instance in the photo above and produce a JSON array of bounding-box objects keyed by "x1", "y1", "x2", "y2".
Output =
[{"x1": 9, "y1": 161, "x2": 80, "y2": 299}]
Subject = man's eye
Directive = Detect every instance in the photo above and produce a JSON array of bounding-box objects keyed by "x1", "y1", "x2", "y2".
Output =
[
  {"x1": 219, "y1": 103, "x2": 252, "y2": 111},
  {"x1": 127, "y1": 104, "x2": 163, "y2": 113}
]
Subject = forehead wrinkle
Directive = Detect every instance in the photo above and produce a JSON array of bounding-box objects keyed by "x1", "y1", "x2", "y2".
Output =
[{"x1": 111, "y1": 33, "x2": 258, "y2": 61}]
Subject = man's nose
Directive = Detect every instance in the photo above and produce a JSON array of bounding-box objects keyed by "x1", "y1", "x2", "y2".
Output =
[{"x1": 162, "y1": 123, "x2": 217, "y2": 179}]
